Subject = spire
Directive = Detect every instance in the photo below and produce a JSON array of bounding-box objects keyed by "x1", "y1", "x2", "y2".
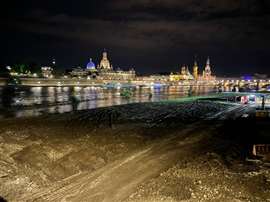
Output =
[
  {"x1": 186, "y1": 66, "x2": 190, "y2": 75},
  {"x1": 206, "y1": 57, "x2": 210, "y2": 65},
  {"x1": 181, "y1": 65, "x2": 186, "y2": 75},
  {"x1": 102, "y1": 49, "x2": 108, "y2": 59},
  {"x1": 204, "y1": 56, "x2": 211, "y2": 78},
  {"x1": 194, "y1": 54, "x2": 198, "y2": 66}
]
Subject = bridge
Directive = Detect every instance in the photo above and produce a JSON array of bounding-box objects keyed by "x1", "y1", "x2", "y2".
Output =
[{"x1": 215, "y1": 78, "x2": 270, "y2": 90}]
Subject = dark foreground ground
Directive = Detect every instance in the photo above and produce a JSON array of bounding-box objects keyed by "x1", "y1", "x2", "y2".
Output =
[{"x1": 0, "y1": 100, "x2": 269, "y2": 202}]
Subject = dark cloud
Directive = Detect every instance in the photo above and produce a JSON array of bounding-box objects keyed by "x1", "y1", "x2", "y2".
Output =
[
  {"x1": 1, "y1": 0, "x2": 270, "y2": 75},
  {"x1": 109, "y1": 0, "x2": 270, "y2": 18}
]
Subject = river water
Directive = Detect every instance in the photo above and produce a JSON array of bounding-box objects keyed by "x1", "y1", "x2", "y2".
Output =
[{"x1": 0, "y1": 86, "x2": 217, "y2": 118}]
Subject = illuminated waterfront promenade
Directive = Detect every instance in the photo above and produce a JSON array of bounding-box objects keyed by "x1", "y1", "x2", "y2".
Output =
[
  {"x1": 0, "y1": 77, "x2": 270, "y2": 90},
  {"x1": 0, "y1": 77, "x2": 217, "y2": 87}
]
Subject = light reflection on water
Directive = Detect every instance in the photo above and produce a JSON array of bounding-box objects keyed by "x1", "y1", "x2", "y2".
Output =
[{"x1": 0, "y1": 86, "x2": 216, "y2": 118}]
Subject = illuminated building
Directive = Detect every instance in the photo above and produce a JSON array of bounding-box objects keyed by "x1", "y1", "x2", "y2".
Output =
[
  {"x1": 96, "y1": 50, "x2": 136, "y2": 80},
  {"x1": 199, "y1": 57, "x2": 215, "y2": 81},
  {"x1": 169, "y1": 57, "x2": 215, "y2": 82},
  {"x1": 70, "y1": 58, "x2": 98, "y2": 78},
  {"x1": 181, "y1": 66, "x2": 186, "y2": 76},
  {"x1": 41, "y1": 67, "x2": 54, "y2": 78},
  {"x1": 169, "y1": 72, "x2": 181, "y2": 81},
  {"x1": 149, "y1": 75, "x2": 170, "y2": 82},
  {"x1": 193, "y1": 60, "x2": 199, "y2": 80},
  {"x1": 170, "y1": 65, "x2": 194, "y2": 81},
  {"x1": 86, "y1": 58, "x2": 98, "y2": 78},
  {"x1": 98, "y1": 50, "x2": 113, "y2": 70},
  {"x1": 70, "y1": 67, "x2": 88, "y2": 77},
  {"x1": 204, "y1": 57, "x2": 212, "y2": 78},
  {"x1": 185, "y1": 67, "x2": 193, "y2": 80},
  {"x1": 99, "y1": 69, "x2": 136, "y2": 80},
  {"x1": 86, "y1": 58, "x2": 96, "y2": 70},
  {"x1": 69, "y1": 50, "x2": 136, "y2": 80}
]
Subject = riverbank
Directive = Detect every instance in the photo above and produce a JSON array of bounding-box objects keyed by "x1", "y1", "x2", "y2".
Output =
[
  {"x1": 0, "y1": 77, "x2": 217, "y2": 87},
  {"x1": 0, "y1": 100, "x2": 269, "y2": 201}
]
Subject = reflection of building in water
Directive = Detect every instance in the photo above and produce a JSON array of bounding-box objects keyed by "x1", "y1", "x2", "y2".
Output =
[
  {"x1": 70, "y1": 50, "x2": 136, "y2": 80},
  {"x1": 170, "y1": 57, "x2": 215, "y2": 82}
]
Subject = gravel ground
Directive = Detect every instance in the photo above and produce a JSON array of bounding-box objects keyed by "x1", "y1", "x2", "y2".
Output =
[
  {"x1": 125, "y1": 153, "x2": 270, "y2": 202},
  {"x1": 0, "y1": 100, "x2": 269, "y2": 202}
]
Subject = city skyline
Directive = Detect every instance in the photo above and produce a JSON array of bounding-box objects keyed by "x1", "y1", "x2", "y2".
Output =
[
  {"x1": 63, "y1": 50, "x2": 214, "y2": 74},
  {"x1": 1, "y1": 1, "x2": 270, "y2": 76},
  {"x1": 2, "y1": 49, "x2": 260, "y2": 78}
]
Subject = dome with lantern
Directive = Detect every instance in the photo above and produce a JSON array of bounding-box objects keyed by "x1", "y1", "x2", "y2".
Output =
[{"x1": 86, "y1": 58, "x2": 96, "y2": 70}]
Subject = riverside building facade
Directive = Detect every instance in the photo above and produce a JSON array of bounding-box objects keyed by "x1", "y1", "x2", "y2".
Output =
[
  {"x1": 70, "y1": 50, "x2": 136, "y2": 80},
  {"x1": 170, "y1": 57, "x2": 215, "y2": 82}
]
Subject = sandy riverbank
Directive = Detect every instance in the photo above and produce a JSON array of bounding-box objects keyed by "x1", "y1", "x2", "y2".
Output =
[{"x1": 0, "y1": 100, "x2": 269, "y2": 202}]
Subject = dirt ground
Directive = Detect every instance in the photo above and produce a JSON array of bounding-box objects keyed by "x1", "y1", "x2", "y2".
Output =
[{"x1": 0, "y1": 101, "x2": 269, "y2": 202}]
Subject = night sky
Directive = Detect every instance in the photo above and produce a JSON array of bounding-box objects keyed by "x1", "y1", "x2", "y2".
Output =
[{"x1": 1, "y1": 0, "x2": 270, "y2": 76}]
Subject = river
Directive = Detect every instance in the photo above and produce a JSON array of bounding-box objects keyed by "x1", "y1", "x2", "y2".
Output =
[{"x1": 0, "y1": 85, "x2": 217, "y2": 118}]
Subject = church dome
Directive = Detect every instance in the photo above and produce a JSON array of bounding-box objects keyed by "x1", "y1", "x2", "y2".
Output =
[{"x1": 86, "y1": 58, "x2": 96, "y2": 70}]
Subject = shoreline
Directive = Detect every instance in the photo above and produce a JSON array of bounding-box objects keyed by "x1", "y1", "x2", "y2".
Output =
[{"x1": 0, "y1": 93, "x2": 225, "y2": 119}]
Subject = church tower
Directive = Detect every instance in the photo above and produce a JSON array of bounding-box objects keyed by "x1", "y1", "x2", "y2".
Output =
[
  {"x1": 193, "y1": 59, "x2": 199, "y2": 80},
  {"x1": 204, "y1": 57, "x2": 212, "y2": 78},
  {"x1": 181, "y1": 65, "x2": 186, "y2": 76},
  {"x1": 99, "y1": 49, "x2": 112, "y2": 70}
]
